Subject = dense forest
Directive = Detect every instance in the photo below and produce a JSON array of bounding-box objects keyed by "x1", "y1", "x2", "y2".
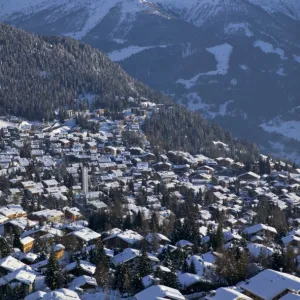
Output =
[
  {"x1": 143, "y1": 107, "x2": 259, "y2": 162},
  {"x1": 0, "y1": 23, "x2": 167, "y2": 120},
  {"x1": 0, "y1": 23, "x2": 258, "y2": 161}
]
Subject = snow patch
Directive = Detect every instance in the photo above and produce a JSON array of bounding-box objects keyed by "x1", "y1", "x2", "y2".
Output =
[
  {"x1": 219, "y1": 100, "x2": 234, "y2": 116},
  {"x1": 253, "y1": 40, "x2": 287, "y2": 60},
  {"x1": 230, "y1": 78, "x2": 237, "y2": 86},
  {"x1": 177, "y1": 43, "x2": 233, "y2": 88},
  {"x1": 108, "y1": 45, "x2": 169, "y2": 61},
  {"x1": 276, "y1": 67, "x2": 286, "y2": 76},
  {"x1": 240, "y1": 64, "x2": 249, "y2": 71},
  {"x1": 260, "y1": 117, "x2": 300, "y2": 141},
  {"x1": 293, "y1": 54, "x2": 300, "y2": 64},
  {"x1": 185, "y1": 93, "x2": 212, "y2": 112},
  {"x1": 224, "y1": 22, "x2": 254, "y2": 37}
]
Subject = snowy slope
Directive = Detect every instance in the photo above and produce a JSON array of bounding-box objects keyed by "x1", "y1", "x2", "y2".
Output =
[
  {"x1": 1, "y1": 0, "x2": 300, "y2": 33},
  {"x1": 0, "y1": 0, "x2": 154, "y2": 38}
]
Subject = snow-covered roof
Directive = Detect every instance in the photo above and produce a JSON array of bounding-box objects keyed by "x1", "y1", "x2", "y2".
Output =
[
  {"x1": 244, "y1": 223, "x2": 277, "y2": 235},
  {"x1": 25, "y1": 290, "x2": 47, "y2": 300},
  {"x1": 0, "y1": 269, "x2": 36, "y2": 286},
  {"x1": 205, "y1": 287, "x2": 252, "y2": 300},
  {"x1": 65, "y1": 260, "x2": 96, "y2": 275},
  {"x1": 73, "y1": 228, "x2": 101, "y2": 242},
  {"x1": 135, "y1": 285, "x2": 185, "y2": 300},
  {"x1": 69, "y1": 275, "x2": 97, "y2": 289},
  {"x1": 0, "y1": 255, "x2": 29, "y2": 272},
  {"x1": 103, "y1": 229, "x2": 143, "y2": 244},
  {"x1": 41, "y1": 288, "x2": 80, "y2": 300},
  {"x1": 176, "y1": 240, "x2": 193, "y2": 248},
  {"x1": 240, "y1": 269, "x2": 300, "y2": 299},
  {"x1": 177, "y1": 272, "x2": 201, "y2": 288},
  {"x1": 145, "y1": 233, "x2": 171, "y2": 243}
]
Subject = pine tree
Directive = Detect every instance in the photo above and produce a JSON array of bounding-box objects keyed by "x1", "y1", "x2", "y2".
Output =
[
  {"x1": 12, "y1": 228, "x2": 22, "y2": 250},
  {"x1": 211, "y1": 223, "x2": 224, "y2": 251},
  {"x1": 91, "y1": 239, "x2": 108, "y2": 267},
  {"x1": 113, "y1": 264, "x2": 130, "y2": 294},
  {"x1": 182, "y1": 259, "x2": 189, "y2": 273},
  {"x1": 95, "y1": 261, "x2": 109, "y2": 288},
  {"x1": 138, "y1": 248, "x2": 153, "y2": 277},
  {"x1": 45, "y1": 251, "x2": 65, "y2": 290},
  {"x1": 0, "y1": 237, "x2": 11, "y2": 258},
  {"x1": 130, "y1": 271, "x2": 144, "y2": 294},
  {"x1": 189, "y1": 259, "x2": 197, "y2": 274}
]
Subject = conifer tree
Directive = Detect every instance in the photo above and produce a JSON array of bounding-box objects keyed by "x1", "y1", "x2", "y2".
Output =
[
  {"x1": 182, "y1": 259, "x2": 189, "y2": 273},
  {"x1": 45, "y1": 251, "x2": 65, "y2": 290},
  {"x1": 113, "y1": 264, "x2": 130, "y2": 294},
  {"x1": 0, "y1": 237, "x2": 10, "y2": 258},
  {"x1": 138, "y1": 248, "x2": 152, "y2": 277},
  {"x1": 12, "y1": 228, "x2": 22, "y2": 250},
  {"x1": 189, "y1": 259, "x2": 197, "y2": 274},
  {"x1": 91, "y1": 239, "x2": 108, "y2": 267}
]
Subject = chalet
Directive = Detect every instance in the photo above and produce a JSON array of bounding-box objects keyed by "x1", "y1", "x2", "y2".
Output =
[
  {"x1": 53, "y1": 244, "x2": 65, "y2": 260},
  {"x1": 238, "y1": 172, "x2": 260, "y2": 181},
  {"x1": 69, "y1": 275, "x2": 97, "y2": 292},
  {"x1": 0, "y1": 269, "x2": 36, "y2": 298},
  {"x1": 72, "y1": 228, "x2": 101, "y2": 246},
  {"x1": 103, "y1": 230, "x2": 143, "y2": 249},
  {"x1": 240, "y1": 269, "x2": 300, "y2": 300},
  {"x1": 244, "y1": 224, "x2": 277, "y2": 241},
  {"x1": 135, "y1": 285, "x2": 185, "y2": 300},
  {"x1": 20, "y1": 237, "x2": 34, "y2": 253},
  {"x1": 206, "y1": 287, "x2": 252, "y2": 300},
  {"x1": 0, "y1": 256, "x2": 29, "y2": 276},
  {"x1": 29, "y1": 209, "x2": 64, "y2": 222}
]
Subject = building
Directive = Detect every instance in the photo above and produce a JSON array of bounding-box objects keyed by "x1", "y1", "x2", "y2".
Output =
[{"x1": 240, "y1": 269, "x2": 300, "y2": 300}]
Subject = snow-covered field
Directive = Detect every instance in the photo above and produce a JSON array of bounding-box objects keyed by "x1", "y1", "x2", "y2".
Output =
[
  {"x1": 177, "y1": 43, "x2": 233, "y2": 88},
  {"x1": 253, "y1": 40, "x2": 287, "y2": 60},
  {"x1": 224, "y1": 22, "x2": 254, "y2": 37},
  {"x1": 108, "y1": 45, "x2": 169, "y2": 62},
  {"x1": 260, "y1": 118, "x2": 300, "y2": 141}
]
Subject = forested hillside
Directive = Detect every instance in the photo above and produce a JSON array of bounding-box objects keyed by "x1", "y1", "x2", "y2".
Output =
[
  {"x1": 0, "y1": 23, "x2": 258, "y2": 161},
  {"x1": 0, "y1": 23, "x2": 166, "y2": 120}
]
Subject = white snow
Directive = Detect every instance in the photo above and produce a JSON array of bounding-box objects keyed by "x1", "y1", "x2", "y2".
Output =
[
  {"x1": 240, "y1": 64, "x2": 249, "y2": 71},
  {"x1": 177, "y1": 272, "x2": 202, "y2": 288},
  {"x1": 108, "y1": 45, "x2": 169, "y2": 62},
  {"x1": 206, "y1": 44, "x2": 233, "y2": 75},
  {"x1": 185, "y1": 93, "x2": 212, "y2": 112},
  {"x1": 293, "y1": 55, "x2": 300, "y2": 64},
  {"x1": 260, "y1": 118, "x2": 300, "y2": 141},
  {"x1": 177, "y1": 43, "x2": 233, "y2": 88},
  {"x1": 0, "y1": 120, "x2": 16, "y2": 129},
  {"x1": 276, "y1": 67, "x2": 286, "y2": 76},
  {"x1": 224, "y1": 22, "x2": 254, "y2": 37},
  {"x1": 253, "y1": 40, "x2": 287, "y2": 60},
  {"x1": 219, "y1": 100, "x2": 234, "y2": 116},
  {"x1": 247, "y1": 242, "x2": 274, "y2": 257},
  {"x1": 230, "y1": 78, "x2": 238, "y2": 86}
]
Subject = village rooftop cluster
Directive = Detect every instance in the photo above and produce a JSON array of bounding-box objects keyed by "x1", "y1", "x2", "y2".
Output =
[{"x1": 0, "y1": 98, "x2": 300, "y2": 299}]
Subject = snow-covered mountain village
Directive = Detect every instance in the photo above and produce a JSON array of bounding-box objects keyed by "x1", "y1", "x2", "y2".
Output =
[{"x1": 0, "y1": 97, "x2": 299, "y2": 300}]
